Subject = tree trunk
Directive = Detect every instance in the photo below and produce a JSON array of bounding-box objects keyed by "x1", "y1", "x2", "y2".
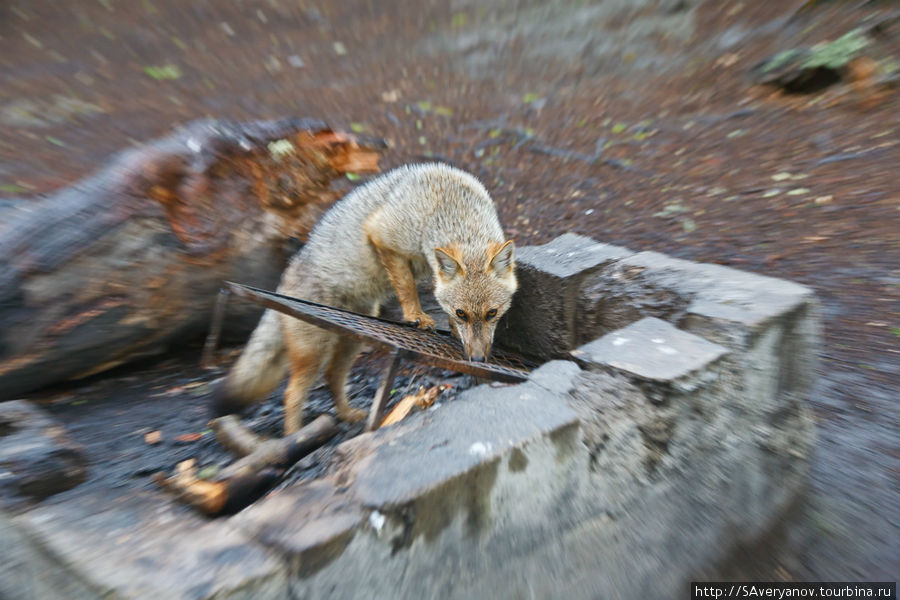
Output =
[{"x1": 0, "y1": 118, "x2": 382, "y2": 397}]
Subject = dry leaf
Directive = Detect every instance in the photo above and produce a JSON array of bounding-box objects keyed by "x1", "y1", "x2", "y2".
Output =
[
  {"x1": 174, "y1": 432, "x2": 203, "y2": 443},
  {"x1": 145, "y1": 430, "x2": 162, "y2": 445}
]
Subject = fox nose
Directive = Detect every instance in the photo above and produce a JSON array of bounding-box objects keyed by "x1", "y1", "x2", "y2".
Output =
[{"x1": 470, "y1": 356, "x2": 485, "y2": 363}]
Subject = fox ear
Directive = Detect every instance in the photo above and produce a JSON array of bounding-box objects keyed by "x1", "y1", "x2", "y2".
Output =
[
  {"x1": 488, "y1": 240, "x2": 515, "y2": 274},
  {"x1": 434, "y1": 246, "x2": 464, "y2": 279}
]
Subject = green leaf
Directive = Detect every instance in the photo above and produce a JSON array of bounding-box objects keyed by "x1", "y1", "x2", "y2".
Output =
[
  {"x1": 197, "y1": 465, "x2": 219, "y2": 480},
  {"x1": 349, "y1": 122, "x2": 366, "y2": 133},
  {"x1": 522, "y1": 92, "x2": 541, "y2": 104},
  {"x1": 611, "y1": 122, "x2": 626, "y2": 134},
  {"x1": 346, "y1": 173, "x2": 361, "y2": 181},
  {"x1": 143, "y1": 64, "x2": 183, "y2": 80}
]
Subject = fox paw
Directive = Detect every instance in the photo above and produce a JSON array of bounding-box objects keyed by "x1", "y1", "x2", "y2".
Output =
[
  {"x1": 338, "y1": 406, "x2": 368, "y2": 423},
  {"x1": 405, "y1": 312, "x2": 435, "y2": 331}
]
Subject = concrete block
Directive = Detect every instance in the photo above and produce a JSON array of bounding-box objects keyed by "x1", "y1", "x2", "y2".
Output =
[
  {"x1": 572, "y1": 316, "x2": 729, "y2": 389},
  {"x1": 2, "y1": 490, "x2": 287, "y2": 600},
  {"x1": 281, "y1": 367, "x2": 586, "y2": 599},
  {"x1": 231, "y1": 480, "x2": 363, "y2": 577},
  {"x1": 577, "y1": 255, "x2": 691, "y2": 340},
  {"x1": 497, "y1": 233, "x2": 632, "y2": 359},
  {"x1": 0, "y1": 400, "x2": 86, "y2": 508}
]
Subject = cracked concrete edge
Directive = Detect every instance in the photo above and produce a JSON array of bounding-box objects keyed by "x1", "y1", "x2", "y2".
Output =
[
  {"x1": 499, "y1": 234, "x2": 820, "y2": 361},
  {"x1": 2, "y1": 490, "x2": 289, "y2": 600}
]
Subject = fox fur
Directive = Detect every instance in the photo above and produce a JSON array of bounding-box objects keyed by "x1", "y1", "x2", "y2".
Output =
[{"x1": 211, "y1": 163, "x2": 517, "y2": 433}]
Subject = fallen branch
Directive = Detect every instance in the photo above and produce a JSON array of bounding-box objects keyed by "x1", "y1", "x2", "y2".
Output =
[
  {"x1": 210, "y1": 414, "x2": 262, "y2": 457},
  {"x1": 154, "y1": 414, "x2": 338, "y2": 516},
  {"x1": 0, "y1": 119, "x2": 383, "y2": 397}
]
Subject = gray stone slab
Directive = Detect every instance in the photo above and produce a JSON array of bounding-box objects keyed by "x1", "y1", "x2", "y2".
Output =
[
  {"x1": 572, "y1": 317, "x2": 728, "y2": 383},
  {"x1": 527, "y1": 359, "x2": 583, "y2": 395},
  {"x1": 0, "y1": 400, "x2": 86, "y2": 508},
  {"x1": 497, "y1": 233, "x2": 632, "y2": 359},
  {"x1": 516, "y1": 233, "x2": 633, "y2": 279},
  {"x1": 5, "y1": 489, "x2": 286, "y2": 600},
  {"x1": 336, "y1": 377, "x2": 581, "y2": 508}
]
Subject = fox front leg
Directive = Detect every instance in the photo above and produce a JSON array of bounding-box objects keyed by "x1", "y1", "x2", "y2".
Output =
[
  {"x1": 377, "y1": 246, "x2": 435, "y2": 330},
  {"x1": 367, "y1": 236, "x2": 435, "y2": 330}
]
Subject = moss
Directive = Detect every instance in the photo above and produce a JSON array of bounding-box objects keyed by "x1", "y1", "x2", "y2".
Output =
[{"x1": 802, "y1": 28, "x2": 870, "y2": 70}]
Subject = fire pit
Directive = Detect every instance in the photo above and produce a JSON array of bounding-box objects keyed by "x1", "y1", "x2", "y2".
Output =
[
  {"x1": 0, "y1": 234, "x2": 819, "y2": 600},
  {"x1": 224, "y1": 282, "x2": 536, "y2": 430}
]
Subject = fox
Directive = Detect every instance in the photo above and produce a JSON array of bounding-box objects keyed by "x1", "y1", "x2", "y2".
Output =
[{"x1": 210, "y1": 163, "x2": 517, "y2": 434}]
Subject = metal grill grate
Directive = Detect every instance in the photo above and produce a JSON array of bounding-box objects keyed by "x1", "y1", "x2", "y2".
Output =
[{"x1": 226, "y1": 282, "x2": 535, "y2": 383}]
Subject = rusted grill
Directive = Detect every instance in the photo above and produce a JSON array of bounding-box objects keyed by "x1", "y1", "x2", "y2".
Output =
[{"x1": 225, "y1": 282, "x2": 535, "y2": 382}]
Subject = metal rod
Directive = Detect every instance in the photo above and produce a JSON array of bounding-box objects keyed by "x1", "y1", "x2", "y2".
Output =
[
  {"x1": 365, "y1": 349, "x2": 404, "y2": 432},
  {"x1": 201, "y1": 287, "x2": 230, "y2": 368}
]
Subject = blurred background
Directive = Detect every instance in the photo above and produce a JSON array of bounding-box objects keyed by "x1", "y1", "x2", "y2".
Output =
[{"x1": 1, "y1": 0, "x2": 897, "y2": 585}]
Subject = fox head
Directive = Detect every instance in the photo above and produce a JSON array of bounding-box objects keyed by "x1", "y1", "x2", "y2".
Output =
[{"x1": 433, "y1": 240, "x2": 517, "y2": 362}]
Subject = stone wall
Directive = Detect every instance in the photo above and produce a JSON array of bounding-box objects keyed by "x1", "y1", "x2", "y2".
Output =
[{"x1": 0, "y1": 234, "x2": 818, "y2": 600}]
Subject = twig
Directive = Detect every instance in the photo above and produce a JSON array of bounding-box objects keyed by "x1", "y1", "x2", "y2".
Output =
[{"x1": 154, "y1": 414, "x2": 339, "y2": 516}]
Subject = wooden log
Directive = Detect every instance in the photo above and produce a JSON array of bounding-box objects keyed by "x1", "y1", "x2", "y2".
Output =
[
  {"x1": 210, "y1": 414, "x2": 263, "y2": 458},
  {"x1": 153, "y1": 414, "x2": 338, "y2": 516},
  {"x1": 0, "y1": 119, "x2": 382, "y2": 397}
]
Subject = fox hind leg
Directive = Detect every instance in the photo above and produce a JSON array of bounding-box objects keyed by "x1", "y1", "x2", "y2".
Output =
[
  {"x1": 324, "y1": 336, "x2": 367, "y2": 423},
  {"x1": 282, "y1": 349, "x2": 322, "y2": 435},
  {"x1": 282, "y1": 319, "x2": 331, "y2": 435}
]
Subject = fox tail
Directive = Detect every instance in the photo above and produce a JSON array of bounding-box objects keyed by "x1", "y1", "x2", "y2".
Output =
[{"x1": 209, "y1": 309, "x2": 288, "y2": 416}]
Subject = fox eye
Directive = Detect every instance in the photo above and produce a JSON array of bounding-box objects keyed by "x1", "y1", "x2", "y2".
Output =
[
  {"x1": 485, "y1": 308, "x2": 498, "y2": 321},
  {"x1": 455, "y1": 309, "x2": 468, "y2": 321}
]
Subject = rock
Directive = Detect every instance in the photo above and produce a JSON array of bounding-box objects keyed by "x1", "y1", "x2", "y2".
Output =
[
  {"x1": 0, "y1": 400, "x2": 86, "y2": 508},
  {"x1": 751, "y1": 28, "x2": 872, "y2": 93}
]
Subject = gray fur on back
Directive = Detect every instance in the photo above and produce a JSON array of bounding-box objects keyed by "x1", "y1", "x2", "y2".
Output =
[{"x1": 279, "y1": 163, "x2": 505, "y2": 312}]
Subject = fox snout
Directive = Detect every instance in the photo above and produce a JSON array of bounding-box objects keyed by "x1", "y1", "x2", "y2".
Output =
[{"x1": 452, "y1": 320, "x2": 495, "y2": 363}]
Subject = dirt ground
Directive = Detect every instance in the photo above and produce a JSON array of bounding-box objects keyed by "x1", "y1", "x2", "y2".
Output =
[{"x1": 2, "y1": 0, "x2": 897, "y2": 582}]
